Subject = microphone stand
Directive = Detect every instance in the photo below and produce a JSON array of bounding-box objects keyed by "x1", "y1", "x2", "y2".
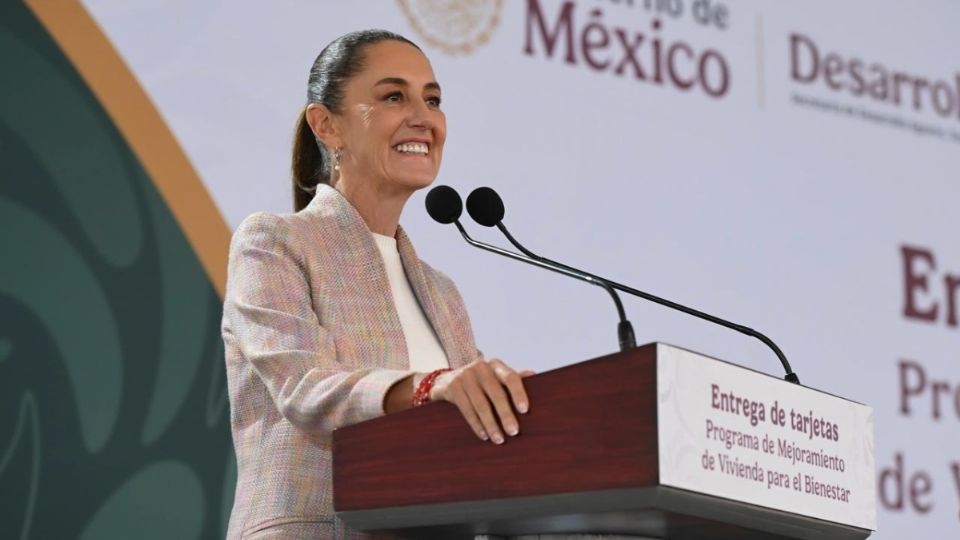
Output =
[
  {"x1": 452, "y1": 221, "x2": 637, "y2": 352},
  {"x1": 494, "y1": 222, "x2": 800, "y2": 385}
]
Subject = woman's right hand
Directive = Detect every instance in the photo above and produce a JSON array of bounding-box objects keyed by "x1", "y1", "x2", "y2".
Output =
[{"x1": 429, "y1": 358, "x2": 533, "y2": 445}]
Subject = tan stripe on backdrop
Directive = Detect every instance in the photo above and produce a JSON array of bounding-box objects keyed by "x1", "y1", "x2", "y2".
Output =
[{"x1": 26, "y1": 0, "x2": 231, "y2": 298}]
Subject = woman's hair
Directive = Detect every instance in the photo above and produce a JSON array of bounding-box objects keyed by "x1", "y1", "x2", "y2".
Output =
[{"x1": 292, "y1": 29, "x2": 421, "y2": 211}]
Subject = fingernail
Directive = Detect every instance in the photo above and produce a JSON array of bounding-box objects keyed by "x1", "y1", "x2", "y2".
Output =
[
  {"x1": 492, "y1": 433, "x2": 504, "y2": 445},
  {"x1": 479, "y1": 430, "x2": 489, "y2": 441},
  {"x1": 506, "y1": 423, "x2": 519, "y2": 436},
  {"x1": 519, "y1": 402, "x2": 528, "y2": 414}
]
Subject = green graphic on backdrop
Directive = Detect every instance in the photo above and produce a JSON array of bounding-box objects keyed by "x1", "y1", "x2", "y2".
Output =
[{"x1": 0, "y1": 3, "x2": 235, "y2": 539}]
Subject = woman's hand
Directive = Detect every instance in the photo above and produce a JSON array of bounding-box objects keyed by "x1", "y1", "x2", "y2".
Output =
[{"x1": 429, "y1": 358, "x2": 532, "y2": 445}]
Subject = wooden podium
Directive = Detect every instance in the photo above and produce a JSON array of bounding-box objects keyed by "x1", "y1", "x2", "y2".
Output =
[{"x1": 333, "y1": 343, "x2": 876, "y2": 539}]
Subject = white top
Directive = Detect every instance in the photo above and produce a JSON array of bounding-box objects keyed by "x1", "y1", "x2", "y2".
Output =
[{"x1": 372, "y1": 233, "x2": 450, "y2": 373}]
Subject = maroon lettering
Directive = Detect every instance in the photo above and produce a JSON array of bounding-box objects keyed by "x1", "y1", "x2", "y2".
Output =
[
  {"x1": 897, "y1": 359, "x2": 960, "y2": 421},
  {"x1": 901, "y1": 245, "x2": 938, "y2": 322},
  {"x1": 525, "y1": 1, "x2": 732, "y2": 99},
  {"x1": 932, "y1": 380, "x2": 952, "y2": 420},
  {"x1": 667, "y1": 42, "x2": 695, "y2": 89},
  {"x1": 899, "y1": 359, "x2": 927, "y2": 416},
  {"x1": 892, "y1": 72, "x2": 911, "y2": 105},
  {"x1": 524, "y1": 0, "x2": 576, "y2": 64},
  {"x1": 651, "y1": 19, "x2": 663, "y2": 83},
  {"x1": 790, "y1": 33, "x2": 818, "y2": 83},
  {"x1": 709, "y1": 385, "x2": 767, "y2": 427},
  {"x1": 848, "y1": 59, "x2": 866, "y2": 95},
  {"x1": 879, "y1": 453, "x2": 905, "y2": 510},
  {"x1": 823, "y1": 54, "x2": 844, "y2": 90},
  {"x1": 869, "y1": 64, "x2": 889, "y2": 100},
  {"x1": 613, "y1": 28, "x2": 646, "y2": 79},
  {"x1": 580, "y1": 9, "x2": 611, "y2": 70},
  {"x1": 879, "y1": 453, "x2": 938, "y2": 514},
  {"x1": 910, "y1": 470, "x2": 934, "y2": 513},
  {"x1": 699, "y1": 49, "x2": 730, "y2": 97},
  {"x1": 945, "y1": 273, "x2": 960, "y2": 327},
  {"x1": 911, "y1": 77, "x2": 930, "y2": 110},
  {"x1": 789, "y1": 33, "x2": 960, "y2": 119},
  {"x1": 932, "y1": 81, "x2": 955, "y2": 117}
]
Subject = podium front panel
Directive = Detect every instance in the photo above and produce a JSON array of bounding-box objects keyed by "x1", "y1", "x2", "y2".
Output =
[{"x1": 656, "y1": 343, "x2": 876, "y2": 531}]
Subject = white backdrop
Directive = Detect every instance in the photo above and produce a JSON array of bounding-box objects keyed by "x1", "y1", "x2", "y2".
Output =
[{"x1": 84, "y1": 1, "x2": 960, "y2": 536}]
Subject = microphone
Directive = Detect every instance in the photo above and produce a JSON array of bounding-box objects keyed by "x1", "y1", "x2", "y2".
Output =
[
  {"x1": 424, "y1": 185, "x2": 462, "y2": 224},
  {"x1": 425, "y1": 185, "x2": 637, "y2": 352},
  {"x1": 465, "y1": 186, "x2": 801, "y2": 385}
]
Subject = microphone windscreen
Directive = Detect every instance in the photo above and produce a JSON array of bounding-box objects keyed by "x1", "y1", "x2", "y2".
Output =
[
  {"x1": 466, "y1": 187, "x2": 505, "y2": 227},
  {"x1": 425, "y1": 185, "x2": 463, "y2": 224}
]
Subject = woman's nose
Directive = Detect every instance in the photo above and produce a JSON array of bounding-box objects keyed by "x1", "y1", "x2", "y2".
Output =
[{"x1": 406, "y1": 101, "x2": 434, "y2": 130}]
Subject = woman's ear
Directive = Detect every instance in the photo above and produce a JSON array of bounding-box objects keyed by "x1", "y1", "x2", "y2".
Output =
[{"x1": 305, "y1": 103, "x2": 342, "y2": 150}]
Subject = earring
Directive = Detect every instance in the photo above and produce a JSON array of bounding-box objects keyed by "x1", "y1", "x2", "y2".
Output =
[{"x1": 334, "y1": 148, "x2": 342, "y2": 172}]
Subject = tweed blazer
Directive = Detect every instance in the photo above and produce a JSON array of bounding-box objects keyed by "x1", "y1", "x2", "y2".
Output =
[{"x1": 222, "y1": 184, "x2": 481, "y2": 539}]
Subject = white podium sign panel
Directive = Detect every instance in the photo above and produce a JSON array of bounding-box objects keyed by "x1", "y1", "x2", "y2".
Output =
[{"x1": 657, "y1": 343, "x2": 876, "y2": 530}]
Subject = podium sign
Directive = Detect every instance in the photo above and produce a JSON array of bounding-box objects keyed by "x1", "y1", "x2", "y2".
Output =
[{"x1": 657, "y1": 344, "x2": 876, "y2": 530}]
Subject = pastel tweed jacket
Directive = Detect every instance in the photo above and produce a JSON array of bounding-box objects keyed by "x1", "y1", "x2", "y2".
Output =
[{"x1": 222, "y1": 184, "x2": 480, "y2": 539}]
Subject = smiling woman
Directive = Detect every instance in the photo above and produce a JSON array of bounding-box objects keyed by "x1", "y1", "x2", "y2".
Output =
[{"x1": 222, "y1": 30, "x2": 532, "y2": 539}]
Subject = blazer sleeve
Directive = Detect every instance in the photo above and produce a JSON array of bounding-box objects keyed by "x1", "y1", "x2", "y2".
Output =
[{"x1": 223, "y1": 212, "x2": 413, "y2": 435}]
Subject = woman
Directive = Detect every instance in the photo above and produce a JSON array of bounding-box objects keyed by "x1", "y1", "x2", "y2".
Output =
[{"x1": 222, "y1": 30, "x2": 530, "y2": 539}]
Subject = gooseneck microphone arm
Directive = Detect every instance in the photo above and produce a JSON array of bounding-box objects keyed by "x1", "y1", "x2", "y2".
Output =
[
  {"x1": 463, "y1": 186, "x2": 798, "y2": 384},
  {"x1": 451, "y1": 221, "x2": 637, "y2": 352},
  {"x1": 495, "y1": 220, "x2": 799, "y2": 384}
]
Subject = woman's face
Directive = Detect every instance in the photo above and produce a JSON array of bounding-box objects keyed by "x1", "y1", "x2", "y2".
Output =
[{"x1": 335, "y1": 41, "x2": 446, "y2": 194}]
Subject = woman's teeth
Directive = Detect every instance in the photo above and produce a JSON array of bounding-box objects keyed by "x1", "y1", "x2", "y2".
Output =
[{"x1": 394, "y1": 142, "x2": 429, "y2": 155}]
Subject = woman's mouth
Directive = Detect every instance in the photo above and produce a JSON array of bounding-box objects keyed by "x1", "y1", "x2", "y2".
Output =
[{"x1": 393, "y1": 142, "x2": 429, "y2": 155}]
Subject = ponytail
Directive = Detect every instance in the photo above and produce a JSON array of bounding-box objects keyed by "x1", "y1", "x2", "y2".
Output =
[{"x1": 291, "y1": 110, "x2": 327, "y2": 212}]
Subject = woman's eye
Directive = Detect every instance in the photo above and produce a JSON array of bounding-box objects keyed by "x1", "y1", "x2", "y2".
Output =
[
  {"x1": 385, "y1": 92, "x2": 402, "y2": 102},
  {"x1": 427, "y1": 96, "x2": 442, "y2": 108}
]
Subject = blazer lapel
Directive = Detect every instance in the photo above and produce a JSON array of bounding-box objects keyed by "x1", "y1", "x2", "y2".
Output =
[
  {"x1": 304, "y1": 185, "x2": 410, "y2": 369},
  {"x1": 304, "y1": 184, "x2": 471, "y2": 371},
  {"x1": 396, "y1": 226, "x2": 468, "y2": 370}
]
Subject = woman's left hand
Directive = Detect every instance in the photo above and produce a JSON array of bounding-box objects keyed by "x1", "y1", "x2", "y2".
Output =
[{"x1": 429, "y1": 358, "x2": 532, "y2": 445}]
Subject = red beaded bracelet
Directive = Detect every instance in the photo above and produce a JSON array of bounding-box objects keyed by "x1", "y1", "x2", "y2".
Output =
[{"x1": 412, "y1": 368, "x2": 452, "y2": 407}]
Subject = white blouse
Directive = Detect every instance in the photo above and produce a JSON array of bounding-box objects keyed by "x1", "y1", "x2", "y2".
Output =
[{"x1": 373, "y1": 233, "x2": 450, "y2": 373}]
